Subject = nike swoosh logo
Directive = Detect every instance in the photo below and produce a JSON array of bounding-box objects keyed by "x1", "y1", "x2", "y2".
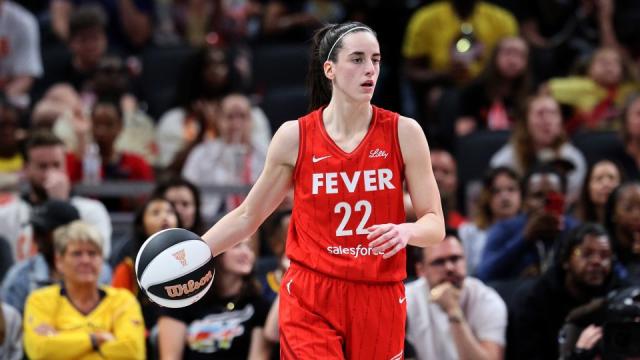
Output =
[
  {"x1": 286, "y1": 279, "x2": 293, "y2": 295},
  {"x1": 312, "y1": 155, "x2": 331, "y2": 163},
  {"x1": 399, "y1": 297, "x2": 406, "y2": 304}
]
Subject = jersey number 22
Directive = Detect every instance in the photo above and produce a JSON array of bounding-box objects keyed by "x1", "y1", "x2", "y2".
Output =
[{"x1": 334, "y1": 200, "x2": 372, "y2": 237}]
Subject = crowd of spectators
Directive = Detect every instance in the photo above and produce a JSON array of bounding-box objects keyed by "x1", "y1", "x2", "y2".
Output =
[{"x1": 1, "y1": 0, "x2": 640, "y2": 359}]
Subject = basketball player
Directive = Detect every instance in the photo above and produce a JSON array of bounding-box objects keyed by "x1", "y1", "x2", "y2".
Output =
[{"x1": 202, "y1": 21, "x2": 445, "y2": 359}]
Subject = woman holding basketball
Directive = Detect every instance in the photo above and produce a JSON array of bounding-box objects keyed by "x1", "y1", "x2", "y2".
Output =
[{"x1": 202, "y1": 21, "x2": 444, "y2": 359}]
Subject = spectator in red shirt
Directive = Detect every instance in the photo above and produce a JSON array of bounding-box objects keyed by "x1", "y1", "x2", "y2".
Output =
[
  {"x1": 66, "y1": 99, "x2": 153, "y2": 211},
  {"x1": 88, "y1": 99, "x2": 154, "y2": 182}
]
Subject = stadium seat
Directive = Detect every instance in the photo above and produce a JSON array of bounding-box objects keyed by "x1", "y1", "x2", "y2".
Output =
[
  {"x1": 107, "y1": 212, "x2": 134, "y2": 267},
  {"x1": 30, "y1": 44, "x2": 72, "y2": 104},
  {"x1": 455, "y1": 130, "x2": 511, "y2": 186},
  {"x1": 571, "y1": 131, "x2": 622, "y2": 166},
  {"x1": 455, "y1": 130, "x2": 510, "y2": 214},
  {"x1": 260, "y1": 86, "x2": 309, "y2": 131},
  {"x1": 139, "y1": 45, "x2": 197, "y2": 119},
  {"x1": 432, "y1": 88, "x2": 462, "y2": 150},
  {"x1": 252, "y1": 44, "x2": 310, "y2": 93}
]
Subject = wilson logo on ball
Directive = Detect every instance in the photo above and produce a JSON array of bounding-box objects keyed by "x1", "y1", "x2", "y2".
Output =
[
  {"x1": 136, "y1": 228, "x2": 215, "y2": 308},
  {"x1": 164, "y1": 270, "x2": 214, "y2": 298},
  {"x1": 172, "y1": 249, "x2": 187, "y2": 266}
]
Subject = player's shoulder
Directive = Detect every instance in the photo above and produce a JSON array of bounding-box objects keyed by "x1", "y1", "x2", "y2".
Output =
[
  {"x1": 397, "y1": 115, "x2": 424, "y2": 138},
  {"x1": 397, "y1": 115, "x2": 420, "y2": 128},
  {"x1": 276, "y1": 119, "x2": 300, "y2": 133},
  {"x1": 268, "y1": 120, "x2": 300, "y2": 165},
  {"x1": 272, "y1": 120, "x2": 300, "y2": 144},
  {"x1": 396, "y1": 115, "x2": 430, "y2": 158}
]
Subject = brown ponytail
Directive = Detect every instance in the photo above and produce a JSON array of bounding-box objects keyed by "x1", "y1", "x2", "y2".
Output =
[
  {"x1": 307, "y1": 22, "x2": 376, "y2": 111},
  {"x1": 0, "y1": 305, "x2": 5, "y2": 343}
]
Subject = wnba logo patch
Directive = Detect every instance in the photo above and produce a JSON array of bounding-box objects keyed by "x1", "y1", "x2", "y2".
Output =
[{"x1": 172, "y1": 249, "x2": 187, "y2": 266}]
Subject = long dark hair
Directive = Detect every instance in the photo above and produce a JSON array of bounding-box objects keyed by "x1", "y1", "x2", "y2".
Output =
[
  {"x1": 604, "y1": 182, "x2": 640, "y2": 264},
  {"x1": 620, "y1": 92, "x2": 640, "y2": 145},
  {"x1": 474, "y1": 166, "x2": 521, "y2": 229},
  {"x1": 210, "y1": 241, "x2": 261, "y2": 302},
  {"x1": 307, "y1": 22, "x2": 376, "y2": 110},
  {"x1": 0, "y1": 303, "x2": 5, "y2": 343},
  {"x1": 477, "y1": 36, "x2": 531, "y2": 112},
  {"x1": 576, "y1": 159, "x2": 624, "y2": 223},
  {"x1": 511, "y1": 95, "x2": 567, "y2": 173},
  {"x1": 127, "y1": 195, "x2": 183, "y2": 260},
  {"x1": 152, "y1": 177, "x2": 205, "y2": 234},
  {"x1": 176, "y1": 45, "x2": 238, "y2": 109}
]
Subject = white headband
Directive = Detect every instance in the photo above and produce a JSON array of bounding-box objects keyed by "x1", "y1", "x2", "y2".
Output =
[{"x1": 325, "y1": 26, "x2": 369, "y2": 62}]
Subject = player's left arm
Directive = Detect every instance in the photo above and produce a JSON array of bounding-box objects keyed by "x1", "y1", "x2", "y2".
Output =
[{"x1": 368, "y1": 116, "x2": 445, "y2": 258}]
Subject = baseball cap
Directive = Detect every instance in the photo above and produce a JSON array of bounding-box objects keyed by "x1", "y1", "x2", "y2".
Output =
[{"x1": 31, "y1": 200, "x2": 81, "y2": 234}]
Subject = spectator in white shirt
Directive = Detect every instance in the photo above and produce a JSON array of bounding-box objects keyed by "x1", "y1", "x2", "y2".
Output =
[
  {"x1": 4, "y1": 131, "x2": 112, "y2": 261},
  {"x1": 182, "y1": 93, "x2": 266, "y2": 220},
  {"x1": 0, "y1": 0, "x2": 42, "y2": 108},
  {"x1": 405, "y1": 229, "x2": 507, "y2": 360}
]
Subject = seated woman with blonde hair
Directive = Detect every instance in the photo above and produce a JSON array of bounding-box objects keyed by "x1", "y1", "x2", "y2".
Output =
[{"x1": 23, "y1": 221, "x2": 145, "y2": 360}]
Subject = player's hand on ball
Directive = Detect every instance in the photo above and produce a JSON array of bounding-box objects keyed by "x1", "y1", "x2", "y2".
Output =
[{"x1": 367, "y1": 223, "x2": 410, "y2": 259}]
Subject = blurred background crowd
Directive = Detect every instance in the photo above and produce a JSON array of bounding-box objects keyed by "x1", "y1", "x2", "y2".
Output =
[{"x1": 1, "y1": 0, "x2": 640, "y2": 359}]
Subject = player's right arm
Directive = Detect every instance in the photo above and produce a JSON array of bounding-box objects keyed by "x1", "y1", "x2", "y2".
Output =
[{"x1": 202, "y1": 120, "x2": 299, "y2": 256}]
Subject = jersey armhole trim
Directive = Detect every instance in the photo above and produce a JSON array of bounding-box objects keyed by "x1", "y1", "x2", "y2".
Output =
[
  {"x1": 393, "y1": 114, "x2": 406, "y2": 178},
  {"x1": 293, "y1": 118, "x2": 305, "y2": 182}
]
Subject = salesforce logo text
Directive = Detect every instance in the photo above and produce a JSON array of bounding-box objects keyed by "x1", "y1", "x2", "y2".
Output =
[{"x1": 327, "y1": 245, "x2": 384, "y2": 258}]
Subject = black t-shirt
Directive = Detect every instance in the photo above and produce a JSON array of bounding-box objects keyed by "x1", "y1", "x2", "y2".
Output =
[
  {"x1": 160, "y1": 292, "x2": 270, "y2": 360},
  {"x1": 459, "y1": 80, "x2": 518, "y2": 130}
]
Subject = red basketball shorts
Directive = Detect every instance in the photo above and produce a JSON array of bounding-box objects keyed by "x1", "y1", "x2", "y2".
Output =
[{"x1": 279, "y1": 263, "x2": 406, "y2": 360}]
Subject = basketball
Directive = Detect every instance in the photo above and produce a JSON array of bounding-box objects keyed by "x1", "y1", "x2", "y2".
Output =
[{"x1": 135, "y1": 228, "x2": 215, "y2": 308}]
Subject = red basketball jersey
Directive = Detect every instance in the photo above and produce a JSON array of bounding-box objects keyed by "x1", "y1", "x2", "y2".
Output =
[{"x1": 287, "y1": 106, "x2": 406, "y2": 282}]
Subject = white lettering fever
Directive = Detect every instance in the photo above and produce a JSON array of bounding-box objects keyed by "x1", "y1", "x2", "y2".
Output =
[
  {"x1": 312, "y1": 169, "x2": 395, "y2": 195},
  {"x1": 341, "y1": 171, "x2": 360, "y2": 192},
  {"x1": 326, "y1": 172, "x2": 338, "y2": 194}
]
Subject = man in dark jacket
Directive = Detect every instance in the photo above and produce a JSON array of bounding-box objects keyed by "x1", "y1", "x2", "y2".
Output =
[{"x1": 511, "y1": 223, "x2": 627, "y2": 359}]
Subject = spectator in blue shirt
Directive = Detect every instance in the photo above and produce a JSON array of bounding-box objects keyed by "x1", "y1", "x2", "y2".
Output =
[{"x1": 476, "y1": 163, "x2": 579, "y2": 282}]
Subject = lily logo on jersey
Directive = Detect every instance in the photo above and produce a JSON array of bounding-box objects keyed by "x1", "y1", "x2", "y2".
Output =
[
  {"x1": 312, "y1": 155, "x2": 331, "y2": 163},
  {"x1": 369, "y1": 148, "x2": 389, "y2": 159}
]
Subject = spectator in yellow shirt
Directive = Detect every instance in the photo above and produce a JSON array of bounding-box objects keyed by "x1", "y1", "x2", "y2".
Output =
[
  {"x1": 23, "y1": 220, "x2": 145, "y2": 360},
  {"x1": 402, "y1": 0, "x2": 518, "y2": 129},
  {"x1": 546, "y1": 47, "x2": 640, "y2": 133},
  {"x1": 403, "y1": 0, "x2": 518, "y2": 83}
]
